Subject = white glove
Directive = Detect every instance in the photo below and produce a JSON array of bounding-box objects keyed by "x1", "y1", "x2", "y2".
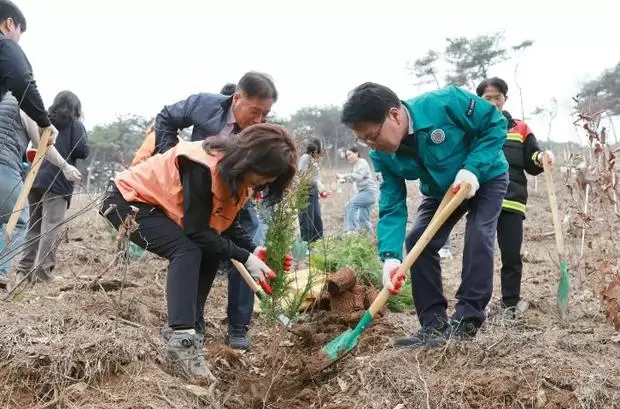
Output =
[
  {"x1": 244, "y1": 252, "x2": 276, "y2": 294},
  {"x1": 61, "y1": 163, "x2": 82, "y2": 182},
  {"x1": 537, "y1": 150, "x2": 555, "y2": 166},
  {"x1": 452, "y1": 169, "x2": 479, "y2": 199},
  {"x1": 382, "y1": 258, "x2": 405, "y2": 295}
]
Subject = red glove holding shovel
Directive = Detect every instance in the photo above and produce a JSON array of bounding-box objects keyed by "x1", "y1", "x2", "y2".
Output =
[{"x1": 254, "y1": 246, "x2": 293, "y2": 272}]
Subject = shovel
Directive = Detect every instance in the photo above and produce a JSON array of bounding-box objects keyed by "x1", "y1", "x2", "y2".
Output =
[
  {"x1": 542, "y1": 155, "x2": 570, "y2": 319},
  {"x1": 231, "y1": 259, "x2": 293, "y2": 329},
  {"x1": 3, "y1": 128, "x2": 52, "y2": 245},
  {"x1": 309, "y1": 182, "x2": 471, "y2": 374}
]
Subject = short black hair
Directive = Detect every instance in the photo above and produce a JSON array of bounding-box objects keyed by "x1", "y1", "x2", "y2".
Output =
[
  {"x1": 341, "y1": 82, "x2": 401, "y2": 127},
  {"x1": 476, "y1": 77, "x2": 508, "y2": 97},
  {"x1": 237, "y1": 71, "x2": 278, "y2": 102},
  {"x1": 307, "y1": 138, "x2": 322, "y2": 155},
  {"x1": 347, "y1": 145, "x2": 360, "y2": 155},
  {"x1": 0, "y1": 0, "x2": 26, "y2": 32},
  {"x1": 220, "y1": 83, "x2": 236, "y2": 95}
]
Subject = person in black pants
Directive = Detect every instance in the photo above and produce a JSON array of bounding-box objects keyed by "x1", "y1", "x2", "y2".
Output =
[
  {"x1": 476, "y1": 77, "x2": 555, "y2": 317},
  {"x1": 142, "y1": 72, "x2": 279, "y2": 349},
  {"x1": 297, "y1": 138, "x2": 327, "y2": 244},
  {"x1": 100, "y1": 124, "x2": 297, "y2": 376}
]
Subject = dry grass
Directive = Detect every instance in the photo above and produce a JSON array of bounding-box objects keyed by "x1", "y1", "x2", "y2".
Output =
[{"x1": 0, "y1": 172, "x2": 618, "y2": 408}]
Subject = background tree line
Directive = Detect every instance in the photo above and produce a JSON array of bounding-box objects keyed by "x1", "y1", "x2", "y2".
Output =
[{"x1": 77, "y1": 31, "x2": 619, "y2": 192}]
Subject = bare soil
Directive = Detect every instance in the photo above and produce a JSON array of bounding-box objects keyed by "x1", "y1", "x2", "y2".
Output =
[{"x1": 0, "y1": 171, "x2": 619, "y2": 409}]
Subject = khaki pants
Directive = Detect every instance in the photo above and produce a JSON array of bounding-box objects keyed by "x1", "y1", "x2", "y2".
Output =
[{"x1": 17, "y1": 189, "x2": 67, "y2": 281}]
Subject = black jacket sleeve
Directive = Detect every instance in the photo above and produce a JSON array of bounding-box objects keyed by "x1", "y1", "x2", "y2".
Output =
[
  {"x1": 155, "y1": 94, "x2": 203, "y2": 154},
  {"x1": 0, "y1": 39, "x2": 50, "y2": 127},
  {"x1": 179, "y1": 157, "x2": 250, "y2": 262},
  {"x1": 70, "y1": 121, "x2": 90, "y2": 160},
  {"x1": 523, "y1": 132, "x2": 544, "y2": 176},
  {"x1": 222, "y1": 216, "x2": 257, "y2": 253}
]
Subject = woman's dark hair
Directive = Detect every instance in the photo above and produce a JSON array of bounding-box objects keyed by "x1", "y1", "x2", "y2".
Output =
[
  {"x1": 49, "y1": 90, "x2": 82, "y2": 128},
  {"x1": 476, "y1": 77, "x2": 508, "y2": 97},
  {"x1": 203, "y1": 123, "x2": 297, "y2": 204},
  {"x1": 347, "y1": 146, "x2": 360, "y2": 156},
  {"x1": 306, "y1": 138, "x2": 322, "y2": 155}
]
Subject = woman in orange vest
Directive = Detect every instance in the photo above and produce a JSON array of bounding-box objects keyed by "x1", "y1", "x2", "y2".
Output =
[{"x1": 100, "y1": 123, "x2": 297, "y2": 376}]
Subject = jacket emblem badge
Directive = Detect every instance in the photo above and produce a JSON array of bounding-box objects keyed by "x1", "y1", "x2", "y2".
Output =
[{"x1": 430, "y1": 129, "x2": 445, "y2": 144}]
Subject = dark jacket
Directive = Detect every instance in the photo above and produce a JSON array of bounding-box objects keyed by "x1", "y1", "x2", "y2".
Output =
[
  {"x1": 33, "y1": 118, "x2": 90, "y2": 208},
  {"x1": 154, "y1": 93, "x2": 232, "y2": 154},
  {"x1": 0, "y1": 33, "x2": 50, "y2": 128},
  {"x1": 501, "y1": 110, "x2": 543, "y2": 216}
]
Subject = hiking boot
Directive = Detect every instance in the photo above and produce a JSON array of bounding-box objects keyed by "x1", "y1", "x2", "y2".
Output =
[
  {"x1": 394, "y1": 321, "x2": 450, "y2": 348},
  {"x1": 167, "y1": 329, "x2": 208, "y2": 377},
  {"x1": 162, "y1": 325, "x2": 205, "y2": 348},
  {"x1": 446, "y1": 318, "x2": 479, "y2": 341},
  {"x1": 226, "y1": 325, "x2": 250, "y2": 350}
]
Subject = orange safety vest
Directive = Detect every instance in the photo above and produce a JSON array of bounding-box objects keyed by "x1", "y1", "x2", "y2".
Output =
[
  {"x1": 131, "y1": 124, "x2": 156, "y2": 167},
  {"x1": 115, "y1": 140, "x2": 249, "y2": 233}
]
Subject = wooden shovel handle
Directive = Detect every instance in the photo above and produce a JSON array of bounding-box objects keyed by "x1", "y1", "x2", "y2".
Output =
[
  {"x1": 3, "y1": 128, "x2": 52, "y2": 244},
  {"x1": 367, "y1": 183, "x2": 471, "y2": 316},
  {"x1": 231, "y1": 258, "x2": 261, "y2": 293},
  {"x1": 542, "y1": 156, "x2": 566, "y2": 258}
]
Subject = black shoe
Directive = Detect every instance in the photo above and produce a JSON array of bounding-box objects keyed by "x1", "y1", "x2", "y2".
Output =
[
  {"x1": 225, "y1": 325, "x2": 250, "y2": 350},
  {"x1": 394, "y1": 321, "x2": 450, "y2": 348},
  {"x1": 446, "y1": 318, "x2": 479, "y2": 341}
]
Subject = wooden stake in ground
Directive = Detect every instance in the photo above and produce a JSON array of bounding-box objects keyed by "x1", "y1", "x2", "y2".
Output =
[
  {"x1": 3, "y1": 128, "x2": 52, "y2": 244},
  {"x1": 542, "y1": 154, "x2": 570, "y2": 319}
]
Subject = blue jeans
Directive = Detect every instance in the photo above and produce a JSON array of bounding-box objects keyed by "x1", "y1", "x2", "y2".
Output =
[
  {"x1": 0, "y1": 165, "x2": 29, "y2": 278},
  {"x1": 344, "y1": 188, "x2": 377, "y2": 232},
  {"x1": 226, "y1": 201, "x2": 261, "y2": 328},
  {"x1": 405, "y1": 172, "x2": 508, "y2": 328}
]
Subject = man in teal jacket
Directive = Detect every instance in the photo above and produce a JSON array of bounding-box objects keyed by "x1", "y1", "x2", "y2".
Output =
[{"x1": 341, "y1": 83, "x2": 509, "y2": 347}]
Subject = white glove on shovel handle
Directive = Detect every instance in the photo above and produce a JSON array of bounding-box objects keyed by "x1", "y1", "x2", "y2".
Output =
[
  {"x1": 452, "y1": 169, "x2": 479, "y2": 199},
  {"x1": 382, "y1": 258, "x2": 404, "y2": 295}
]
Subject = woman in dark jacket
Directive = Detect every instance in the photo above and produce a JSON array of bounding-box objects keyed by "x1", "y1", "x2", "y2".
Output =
[{"x1": 16, "y1": 91, "x2": 90, "y2": 282}]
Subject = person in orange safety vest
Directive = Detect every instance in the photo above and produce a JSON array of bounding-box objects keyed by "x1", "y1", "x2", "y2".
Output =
[{"x1": 99, "y1": 123, "x2": 297, "y2": 377}]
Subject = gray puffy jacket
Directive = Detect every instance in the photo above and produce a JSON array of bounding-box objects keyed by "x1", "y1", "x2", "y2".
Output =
[{"x1": 0, "y1": 91, "x2": 29, "y2": 176}]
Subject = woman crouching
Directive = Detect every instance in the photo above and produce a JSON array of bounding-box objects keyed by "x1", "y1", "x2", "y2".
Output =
[{"x1": 100, "y1": 123, "x2": 296, "y2": 376}]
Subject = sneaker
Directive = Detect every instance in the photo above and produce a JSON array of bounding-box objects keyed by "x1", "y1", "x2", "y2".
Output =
[
  {"x1": 394, "y1": 321, "x2": 450, "y2": 348},
  {"x1": 446, "y1": 318, "x2": 479, "y2": 341},
  {"x1": 438, "y1": 248, "x2": 453, "y2": 260},
  {"x1": 0, "y1": 275, "x2": 9, "y2": 290},
  {"x1": 167, "y1": 329, "x2": 208, "y2": 377},
  {"x1": 225, "y1": 325, "x2": 251, "y2": 350}
]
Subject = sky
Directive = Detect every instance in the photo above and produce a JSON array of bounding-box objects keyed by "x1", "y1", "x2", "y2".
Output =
[{"x1": 16, "y1": 0, "x2": 620, "y2": 144}]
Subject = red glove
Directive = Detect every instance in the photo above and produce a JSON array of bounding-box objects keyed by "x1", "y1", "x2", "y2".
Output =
[
  {"x1": 319, "y1": 191, "x2": 330, "y2": 199},
  {"x1": 254, "y1": 246, "x2": 293, "y2": 272},
  {"x1": 244, "y1": 252, "x2": 277, "y2": 295}
]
